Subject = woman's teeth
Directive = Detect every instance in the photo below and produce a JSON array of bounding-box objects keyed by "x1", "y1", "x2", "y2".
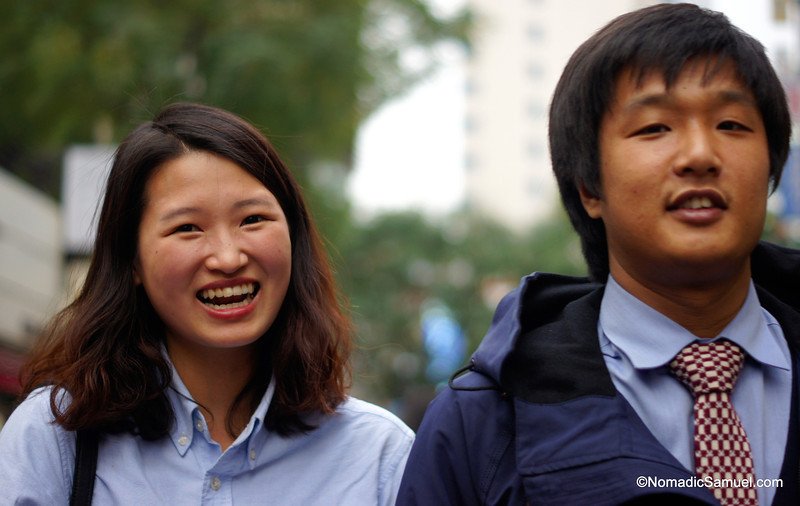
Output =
[
  {"x1": 197, "y1": 282, "x2": 258, "y2": 309},
  {"x1": 206, "y1": 299, "x2": 251, "y2": 310},
  {"x1": 200, "y1": 283, "x2": 255, "y2": 300}
]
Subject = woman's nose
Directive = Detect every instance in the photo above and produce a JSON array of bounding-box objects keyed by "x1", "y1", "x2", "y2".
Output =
[{"x1": 205, "y1": 234, "x2": 248, "y2": 273}]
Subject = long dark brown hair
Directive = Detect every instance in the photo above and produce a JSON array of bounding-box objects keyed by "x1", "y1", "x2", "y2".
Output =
[{"x1": 22, "y1": 102, "x2": 352, "y2": 438}]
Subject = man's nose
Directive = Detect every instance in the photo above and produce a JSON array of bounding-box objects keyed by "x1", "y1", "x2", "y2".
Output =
[{"x1": 673, "y1": 126, "x2": 721, "y2": 177}]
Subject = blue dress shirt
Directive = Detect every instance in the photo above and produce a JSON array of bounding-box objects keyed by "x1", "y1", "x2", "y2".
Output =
[
  {"x1": 0, "y1": 366, "x2": 414, "y2": 505},
  {"x1": 598, "y1": 276, "x2": 791, "y2": 506}
]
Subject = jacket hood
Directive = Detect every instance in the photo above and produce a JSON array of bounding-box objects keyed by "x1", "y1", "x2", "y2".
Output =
[{"x1": 470, "y1": 241, "x2": 800, "y2": 388}]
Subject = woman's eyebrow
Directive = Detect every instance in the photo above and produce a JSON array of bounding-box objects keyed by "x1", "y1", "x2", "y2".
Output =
[
  {"x1": 159, "y1": 206, "x2": 200, "y2": 223},
  {"x1": 157, "y1": 197, "x2": 280, "y2": 223},
  {"x1": 233, "y1": 197, "x2": 280, "y2": 210}
]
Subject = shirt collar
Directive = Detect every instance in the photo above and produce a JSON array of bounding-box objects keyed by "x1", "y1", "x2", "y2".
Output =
[
  {"x1": 163, "y1": 349, "x2": 277, "y2": 458},
  {"x1": 166, "y1": 360, "x2": 198, "y2": 456},
  {"x1": 244, "y1": 377, "x2": 274, "y2": 469},
  {"x1": 599, "y1": 276, "x2": 791, "y2": 371}
]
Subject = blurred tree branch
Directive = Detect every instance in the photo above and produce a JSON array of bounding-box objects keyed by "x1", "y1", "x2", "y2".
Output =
[{"x1": 0, "y1": 0, "x2": 471, "y2": 197}]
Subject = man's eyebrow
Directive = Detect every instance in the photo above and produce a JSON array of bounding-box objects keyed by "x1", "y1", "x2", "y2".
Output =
[
  {"x1": 715, "y1": 89, "x2": 758, "y2": 107},
  {"x1": 622, "y1": 93, "x2": 671, "y2": 112},
  {"x1": 622, "y1": 89, "x2": 757, "y2": 112}
]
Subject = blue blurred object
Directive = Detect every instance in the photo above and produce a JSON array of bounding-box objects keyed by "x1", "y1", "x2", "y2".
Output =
[
  {"x1": 776, "y1": 145, "x2": 800, "y2": 218},
  {"x1": 421, "y1": 299, "x2": 467, "y2": 384}
]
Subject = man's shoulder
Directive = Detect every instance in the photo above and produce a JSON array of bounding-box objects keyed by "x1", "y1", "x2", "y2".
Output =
[
  {"x1": 470, "y1": 272, "x2": 603, "y2": 390},
  {"x1": 753, "y1": 241, "x2": 800, "y2": 310},
  {"x1": 424, "y1": 371, "x2": 515, "y2": 432}
]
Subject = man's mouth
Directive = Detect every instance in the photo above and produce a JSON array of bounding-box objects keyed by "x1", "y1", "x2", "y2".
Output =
[
  {"x1": 677, "y1": 196, "x2": 714, "y2": 210},
  {"x1": 196, "y1": 282, "x2": 260, "y2": 310},
  {"x1": 667, "y1": 191, "x2": 728, "y2": 212}
]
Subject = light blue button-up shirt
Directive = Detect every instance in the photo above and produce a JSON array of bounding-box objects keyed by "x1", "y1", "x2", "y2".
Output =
[
  {"x1": 598, "y1": 276, "x2": 792, "y2": 506},
  {"x1": 0, "y1": 366, "x2": 414, "y2": 505}
]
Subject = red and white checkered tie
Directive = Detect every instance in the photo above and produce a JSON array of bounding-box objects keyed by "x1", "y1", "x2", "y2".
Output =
[{"x1": 669, "y1": 340, "x2": 758, "y2": 505}]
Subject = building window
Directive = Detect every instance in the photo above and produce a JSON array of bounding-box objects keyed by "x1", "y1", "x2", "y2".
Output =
[
  {"x1": 465, "y1": 78, "x2": 477, "y2": 96},
  {"x1": 527, "y1": 141, "x2": 544, "y2": 158},
  {"x1": 465, "y1": 115, "x2": 477, "y2": 134},
  {"x1": 528, "y1": 178, "x2": 546, "y2": 198},
  {"x1": 465, "y1": 152, "x2": 478, "y2": 173},
  {"x1": 527, "y1": 62, "x2": 544, "y2": 80},
  {"x1": 527, "y1": 24, "x2": 544, "y2": 41},
  {"x1": 528, "y1": 102, "x2": 545, "y2": 119}
]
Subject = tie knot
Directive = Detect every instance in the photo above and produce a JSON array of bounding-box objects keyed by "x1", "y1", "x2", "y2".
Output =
[{"x1": 669, "y1": 340, "x2": 744, "y2": 396}]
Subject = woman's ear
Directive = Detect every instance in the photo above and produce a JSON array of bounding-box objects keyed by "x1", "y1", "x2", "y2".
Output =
[{"x1": 578, "y1": 184, "x2": 603, "y2": 219}]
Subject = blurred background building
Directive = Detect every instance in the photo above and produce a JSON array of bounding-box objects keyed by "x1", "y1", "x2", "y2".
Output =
[
  {"x1": 464, "y1": 0, "x2": 657, "y2": 231},
  {"x1": 0, "y1": 170, "x2": 61, "y2": 422},
  {"x1": 461, "y1": 0, "x2": 800, "y2": 231}
]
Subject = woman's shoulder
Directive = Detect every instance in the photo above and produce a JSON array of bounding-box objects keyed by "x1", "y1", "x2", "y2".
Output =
[
  {"x1": 13, "y1": 384, "x2": 64, "y2": 411},
  {"x1": 1, "y1": 386, "x2": 76, "y2": 451},
  {"x1": 329, "y1": 396, "x2": 414, "y2": 444},
  {"x1": 15, "y1": 385, "x2": 70, "y2": 418},
  {"x1": 0, "y1": 386, "x2": 75, "y2": 502},
  {"x1": 337, "y1": 397, "x2": 411, "y2": 427}
]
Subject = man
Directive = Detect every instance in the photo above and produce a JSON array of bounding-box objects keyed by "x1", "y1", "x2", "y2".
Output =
[{"x1": 397, "y1": 3, "x2": 799, "y2": 504}]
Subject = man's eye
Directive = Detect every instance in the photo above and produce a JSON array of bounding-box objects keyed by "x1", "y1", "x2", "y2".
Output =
[
  {"x1": 242, "y1": 215, "x2": 266, "y2": 226},
  {"x1": 718, "y1": 121, "x2": 751, "y2": 132}
]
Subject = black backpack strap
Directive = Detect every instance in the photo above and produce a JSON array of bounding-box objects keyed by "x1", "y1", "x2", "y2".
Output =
[{"x1": 69, "y1": 429, "x2": 98, "y2": 506}]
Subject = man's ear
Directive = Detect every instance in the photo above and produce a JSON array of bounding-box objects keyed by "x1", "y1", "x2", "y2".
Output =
[{"x1": 578, "y1": 184, "x2": 603, "y2": 219}]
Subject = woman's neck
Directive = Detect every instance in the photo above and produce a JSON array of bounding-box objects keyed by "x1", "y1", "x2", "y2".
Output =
[{"x1": 166, "y1": 341, "x2": 259, "y2": 451}]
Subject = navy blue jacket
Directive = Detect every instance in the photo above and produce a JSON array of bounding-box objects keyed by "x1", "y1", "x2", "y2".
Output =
[{"x1": 397, "y1": 242, "x2": 800, "y2": 505}]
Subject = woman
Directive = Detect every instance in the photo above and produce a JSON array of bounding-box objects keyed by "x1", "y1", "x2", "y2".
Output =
[{"x1": 0, "y1": 103, "x2": 413, "y2": 504}]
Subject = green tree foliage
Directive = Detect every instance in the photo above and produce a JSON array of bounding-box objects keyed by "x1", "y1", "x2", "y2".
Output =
[
  {"x1": 0, "y1": 0, "x2": 470, "y2": 196},
  {"x1": 338, "y1": 208, "x2": 586, "y2": 423}
]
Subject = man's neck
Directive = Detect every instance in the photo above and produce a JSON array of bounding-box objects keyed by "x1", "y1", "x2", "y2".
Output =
[{"x1": 610, "y1": 263, "x2": 752, "y2": 338}]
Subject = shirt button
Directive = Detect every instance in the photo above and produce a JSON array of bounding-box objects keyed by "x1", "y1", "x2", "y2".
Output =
[
  {"x1": 210, "y1": 476, "x2": 221, "y2": 491},
  {"x1": 178, "y1": 435, "x2": 189, "y2": 446},
  {"x1": 249, "y1": 449, "x2": 256, "y2": 461},
  {"x1": 195, "y1": 420, "x2": 204, "y2": 432}
]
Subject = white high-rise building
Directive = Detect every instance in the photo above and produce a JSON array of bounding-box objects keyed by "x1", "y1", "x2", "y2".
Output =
[{"x1": 463, "y1": 0, "x2": 798, "y2": 232}]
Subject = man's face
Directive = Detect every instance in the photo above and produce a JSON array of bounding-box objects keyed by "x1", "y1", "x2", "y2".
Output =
[{"x1": 581, "y1": 60, "x2": 770, "y2": 290}]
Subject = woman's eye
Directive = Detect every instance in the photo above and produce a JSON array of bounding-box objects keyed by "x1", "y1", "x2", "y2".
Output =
[
  {"x1": 242, "y1": 215, "x2": 266, "y2": 226},
  {"x1": 633, "y1": 124, "x2": 670, "y2": 136},
  {"x1": 174, "y1": 224, "x2": 199, "y2": 233}
]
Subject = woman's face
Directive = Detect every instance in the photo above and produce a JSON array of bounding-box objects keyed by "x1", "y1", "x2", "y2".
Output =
[{"x1": 134, "y1": 151, "x2": 292, "y2": 357}]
